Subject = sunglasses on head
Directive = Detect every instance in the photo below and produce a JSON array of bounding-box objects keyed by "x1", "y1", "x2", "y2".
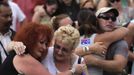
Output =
[
  {"x1": 98, "y1": 14, "x2": 116, "y2": 22},
  {"x1": 110, "y1": 0, "x2": 120, "y2": 3}
]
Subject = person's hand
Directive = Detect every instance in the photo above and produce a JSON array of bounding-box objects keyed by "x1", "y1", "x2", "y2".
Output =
[
  {"x1": 72, "y1": 64, "x2": 89, "y2": 75},
  {"x1": 89, "y1": 42, "x2": 107, "y2": 56},
  {"x1": 6, "y1": 41, "x2": 26, "y2": 55},
  {"x1": 84, "y1": 54, "x2": 100, "y2": 66}
]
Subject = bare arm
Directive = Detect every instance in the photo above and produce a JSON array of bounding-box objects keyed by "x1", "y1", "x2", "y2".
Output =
[
  {"x1": 84, "y1": 54, "x2": 127, "y2": 72},
  {"x1": 95, "y1": 27, "x2": 128, "y2": 47},
  {"x1": 13, "y1": 54, "x2": 51, "y2": 75},
  {"x1": 32, "y1": 11, "x2": 41, "y2": 23},
  {"x1": 75, "y1": 27, "x2": 128, "y2": 56},
  {"x1": 124, "y1": 23, "x2": 134, "y2": 61},
  {"x1": 83, "y1": 40, "x2": 128, "y2": 72},
  {"x1": 75, "y1": 42, "x2": 107, "y2": 56},
  {"x1": 13, "y1": 54, "x2": 84, "y2": 75}
]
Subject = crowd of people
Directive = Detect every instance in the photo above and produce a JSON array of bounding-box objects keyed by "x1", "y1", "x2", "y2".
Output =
[{"x1": 0, "y1": 0, "x2": 134, "y2": 75}]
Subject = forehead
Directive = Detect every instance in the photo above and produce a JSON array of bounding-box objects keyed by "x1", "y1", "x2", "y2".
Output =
[{"x1": 38, "y1": 34, "x2": 47, "y2": 40}]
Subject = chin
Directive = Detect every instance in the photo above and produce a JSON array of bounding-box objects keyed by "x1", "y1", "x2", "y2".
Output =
[
  {"x1": 55, "y1": 56, "x2": 64, "y2": 61},
  {"x1": 104, "y1": 28, "x2": 113, "y2": 32}
]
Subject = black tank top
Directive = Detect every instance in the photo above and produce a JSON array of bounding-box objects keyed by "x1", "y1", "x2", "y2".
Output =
[{"x1": 0, "y1": 51, "x2": 19, "y2": 75}]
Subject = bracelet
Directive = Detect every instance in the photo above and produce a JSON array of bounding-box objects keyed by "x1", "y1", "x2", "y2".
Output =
[
  {"x1": 82, "y1": 46, "x2": 89, "y2": 52},
  {"x1": 70, "y1": 66, "x2": 76, "y2": 75}
]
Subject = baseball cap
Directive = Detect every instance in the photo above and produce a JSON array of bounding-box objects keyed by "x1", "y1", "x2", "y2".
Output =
[{"x1": 96, "y1": 7, "x2": 119, "y2": 17}]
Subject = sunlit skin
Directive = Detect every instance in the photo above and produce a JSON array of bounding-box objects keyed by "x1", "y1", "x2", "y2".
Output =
[
  {"x1": 98, "y1": 12, "x2": 116, "y2": 32},
  {"x1": 31, "y1": 35, "x2": 48, "y2": 61},
  {"x1": 53, "y1": 39, "x2": 73, "y2": 62}
]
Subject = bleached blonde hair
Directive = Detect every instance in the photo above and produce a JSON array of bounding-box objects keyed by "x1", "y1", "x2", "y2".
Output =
[{"x1": 54, "y1": 25, "x2": 80, "y2": 49}]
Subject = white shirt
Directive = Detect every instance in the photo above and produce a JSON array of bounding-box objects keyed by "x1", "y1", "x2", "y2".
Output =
[
  {"x1": 8, "y1": 1, "x2": 26, "y2": 31},
  {"x1": 77, "y1": 34, "x2": 96, "y2": 47},
  {"x1": 0, "y1": 30, "x2": 12, "y2": 63},
  {"x1": 42, "y1": 47, "x2": 83, "y2": 75}
]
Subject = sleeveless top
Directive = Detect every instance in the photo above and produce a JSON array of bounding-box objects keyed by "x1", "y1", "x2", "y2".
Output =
[
  {"x1": 0, "y1": 51, "x2": 20, "y2": 75},
  {"x1": 77, "y1": 34, "x2": 103, "y2": 75},
  {"x1": 42, "y1": 47, "x2": 83, "y2": 75}
]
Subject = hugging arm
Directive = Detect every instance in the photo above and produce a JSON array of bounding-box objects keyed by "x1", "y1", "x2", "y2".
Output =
[
  {"x1": 95, "y1": 27, "x2": 128, "y2": 47},
  {"x1": 75, "y1": 27, "x2": 128, "y2": 56},
  {"x1": 83, "y1": 40, "x2": 128, "y2": 72}
]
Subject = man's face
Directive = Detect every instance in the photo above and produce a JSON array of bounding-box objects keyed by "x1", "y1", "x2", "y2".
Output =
[
  {"x1": 98, "y1": 12, "x2": 117, "y2": 32},
  {"x1": 0, "y1": 5, "x2": 12, "y2": 32}
]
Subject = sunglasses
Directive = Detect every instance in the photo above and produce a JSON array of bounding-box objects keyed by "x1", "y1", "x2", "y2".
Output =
[
  {"x1": 110, "y1": 0, "x2": 120, "y2": 3},
  {"x1": 98, "y1": 14, "x2": 116, "y2": 22}
]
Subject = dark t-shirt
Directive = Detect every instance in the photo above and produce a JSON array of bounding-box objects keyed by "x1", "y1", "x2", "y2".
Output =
[{"x1": 103, "y1": 40, "x2": 128, "y2": 75}]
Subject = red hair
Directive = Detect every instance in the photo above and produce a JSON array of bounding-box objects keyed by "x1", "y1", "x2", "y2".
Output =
[{"x1": 13, "y1": 22, "x2": 53, "y2": 54}]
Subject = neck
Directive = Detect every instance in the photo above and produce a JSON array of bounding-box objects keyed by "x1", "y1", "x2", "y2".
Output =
[{"x1": 54, "y1": 54, "x2": 75, "y2": 72}]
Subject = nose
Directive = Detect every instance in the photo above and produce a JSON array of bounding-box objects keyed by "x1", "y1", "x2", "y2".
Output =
[
  {"x1": 7, "y1": 16, "x2": 12, "y2": 22},
  {"x1": 108, "y1": 18, "x2": 113, "y2": 22},
  {"x1": 57, "y1": 48, "x2": 63, "y2": 54},
  {"x1": 42, "y1": 43, "x2": 47, "y2": 50}
]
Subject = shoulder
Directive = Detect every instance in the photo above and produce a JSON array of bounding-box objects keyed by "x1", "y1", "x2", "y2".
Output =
[
  {"x1": 112, "y1": 40, "x2": 128, "y2": 47},
  {"x1": 109, "y1": 40, "x2": 128, "y2": 49},
  {"x1": 108, "y1": 40, "x2": 128, "y2": 58},
  {"x1": 13, "y1": 54, "x2": 51, "y2": 75},
  {"x1": 13, "y1": 54, "x2": 38, "y2": 73}
]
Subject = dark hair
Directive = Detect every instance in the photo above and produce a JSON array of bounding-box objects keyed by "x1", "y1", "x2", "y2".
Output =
[
  {"x1": 45, "y1": 0, "x2": 58, "y2": 5},
  {"x1": 77, "y1": 8, "x2": 101, "y2": 36},
  {"x1": 13, "y1": 22, "x2": 53, "y2": 55},
  {"x1": 0, "y1": 0, "x2": 9, "y2": 8}
]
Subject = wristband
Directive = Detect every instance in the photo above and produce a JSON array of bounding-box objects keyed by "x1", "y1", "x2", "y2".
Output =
[
  {"x1": 82, "y1": 46, "x2": 89, "y2": 52},
  {"x1": 70, "y1": 66, "x2": 76, "y2": 75}
]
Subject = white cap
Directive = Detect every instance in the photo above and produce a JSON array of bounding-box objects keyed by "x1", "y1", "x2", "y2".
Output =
[{"x1": 96, "y1": 7, "x2": 119, "y2": 17}]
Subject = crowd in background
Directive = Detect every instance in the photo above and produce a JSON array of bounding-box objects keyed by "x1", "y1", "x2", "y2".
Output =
[{"x1": 0, "y1": 0, "x2": 134, "y2": 75}]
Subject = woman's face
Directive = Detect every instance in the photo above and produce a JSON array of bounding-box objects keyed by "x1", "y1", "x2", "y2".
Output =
[
  {"x1": 53, "y1": 39, "x2": 73, "y2": 61},
  {"x1": 46, "y1": 4, "x2": 57, "y2": 16},
  {"x1": 32, "y1": 35, "x2": 48, "y2": 61},
  {"x1": 59, "y1": 17, "x2": 73, "y2": 26},
  {"x1": 109, "y1": 0, "x2": 121, "y2": 8}
]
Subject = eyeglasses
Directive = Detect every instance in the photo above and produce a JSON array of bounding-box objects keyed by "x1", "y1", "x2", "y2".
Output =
[
  {"x1": 110, "y1": 0, "x2": 120, "y2": 3},
  {"x1": 98, "y1": 14, "x2": 116, "y2": 22},
  {"x1": 54, "y1": 44, "x2": 69, "y2": 54}
]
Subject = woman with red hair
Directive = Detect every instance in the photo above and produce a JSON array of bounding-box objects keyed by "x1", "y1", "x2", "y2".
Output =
[
  {"x1": 0, "y1": 22, "x2": 54, "y2": 75},
  {"x1": 0, "y1": 22, "x2": 85, "y2": 75}
]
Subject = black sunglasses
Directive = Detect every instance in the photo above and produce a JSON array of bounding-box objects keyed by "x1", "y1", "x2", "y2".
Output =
[
  {"x1": 110, "y1": 0, "x2": 120, "y2": 3},
  {"x1": 98, "y1": 14, "x2": 116, "y2": 22}
]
